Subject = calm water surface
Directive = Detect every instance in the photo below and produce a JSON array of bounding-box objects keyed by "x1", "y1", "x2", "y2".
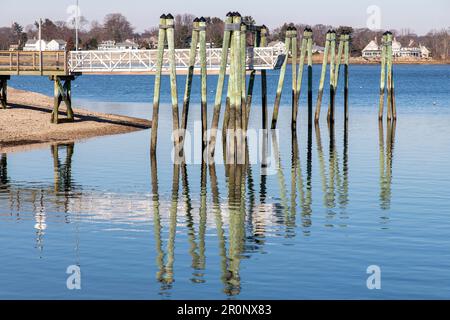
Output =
[{"x1": 1, "y1": 65, "x2": 449, "y2": 299}]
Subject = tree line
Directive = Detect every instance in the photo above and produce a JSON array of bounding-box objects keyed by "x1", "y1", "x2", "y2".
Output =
[{"x1": 0, "y1": 13, "x2": 448, "y2": 59}]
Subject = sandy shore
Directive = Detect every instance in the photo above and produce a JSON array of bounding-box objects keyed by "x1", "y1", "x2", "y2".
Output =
[{"x1": 0, "y1": 88, "x2": 151, "y2": 153}]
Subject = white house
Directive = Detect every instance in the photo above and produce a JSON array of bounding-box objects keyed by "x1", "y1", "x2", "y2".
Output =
[
  {"x1": 46, "y1": 39, "x2": 67, "y2": 51},
  {"x1": 362, "y1": 38, "x2": 381, "y2": 58},
  {"x1": 98, "y1": 40, "x2": 139, "y2": 50},
  {"x1": 116, "y1": 40, "x2": 139, "y2": 50},
  {"x1": 362, "y1": 37, "x2": 431, "y2": 59},
  {"x1": 98, "y1": 40, "x2": 117, "y2": 50},
  {"x1": 23, "y1": 39, "x2": 47, "y2": 51}
]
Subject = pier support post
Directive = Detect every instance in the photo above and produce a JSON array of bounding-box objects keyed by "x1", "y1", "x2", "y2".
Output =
[
  {"x1": 315, "y1": 30, "x2": 332, "y2": 123},
  {"x1": 378, "y1": 33, "x2": 388, "y2": 121},
  {"x1": 328, "y1": 32, "x2": 345, "y2": 123},
  {"x1": 328, "y1": 30, "x2": 336, "y2": 125},
  {"x1": 291, "y1": 27, "x2": 298, "y2": 130},
  {"x1": 150, "y1": 14, "x2": 167, "y2": 154},
  {"x1": 240, "y1": 22, "x2": 247, "y2": 134},
  {"x1": 180, "y1": 18, "x2": 200, "y2": 149},
  {"x1": 199, "y1": 17, "x2": 208, "y2": 152},
  {"x1": 208, "y1": 13, "x2": 233, "y2": 159},
  {"x1": 50, "y1": 75, "x2": 75, "y2": 124},
  {"x1": 260, "y1": 26, "x2": 268, "y2": 133},
  {"x1": 166, "y1": 14, "x2": 181, "y2": 147},
  {"x1": 0, "y1": 76, "x2": 10, "y2": 109},
  {"x1": 306, "y1": 28, "x2": 313, "y2": 127},
  {"x1": 271, "y1": 27, "x2": 293, "y2": 129},
  {"x1": 344, "y1": 33, "x2": 350, "y2": 122},
  {"x1": 386, "y1": 32, "x2": 393, "y2": 122},
  {"x1": 293, "y1": 28, "x2": 310, "y2": 130}
]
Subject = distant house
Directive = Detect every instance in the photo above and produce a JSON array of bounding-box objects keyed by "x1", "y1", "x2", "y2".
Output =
[
  {"x1": 116, "y1": 40, "x2": 139, "y2": 50},
  {"x1": 9, "y1": 44, "x2": 20, "y2": 51},
  {"x1": 23, "y1": 39, "x2": 46, "y2": 51},
  {"x1": 46, "y1": 39, "x2": 67, "y2": 51},
  {"x1": 362, "y1": 37, "x2": 431, "y2": 59},
  {"x1": 98, "y1": 40, "x2": 117, "y2": 50},
  {"x1": 98, "y1": 40, "x2": 139, "y2": 50},
  {"x1": 362, "y1": 38, "x2": 381, "y2": 58}
]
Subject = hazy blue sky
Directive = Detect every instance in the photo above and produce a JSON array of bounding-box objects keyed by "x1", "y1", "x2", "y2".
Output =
[{"x1": 2, "y1": 0, "x2": 449, "y2": 35}]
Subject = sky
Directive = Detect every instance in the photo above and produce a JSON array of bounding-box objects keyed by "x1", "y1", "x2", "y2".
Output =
[{"x1": 2, "y1": 0, "x2": 449, "y2": 36}]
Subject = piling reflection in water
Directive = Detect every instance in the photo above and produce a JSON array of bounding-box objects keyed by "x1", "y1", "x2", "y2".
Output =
[
  {"x1": 379, "y1": 120, "x2": 397, "y2": 212},
  {"x1": 0, "y1": 120, "x2": 397, "y2": 297}
]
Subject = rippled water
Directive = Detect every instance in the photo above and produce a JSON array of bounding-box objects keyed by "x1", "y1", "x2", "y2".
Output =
[{"x1": 1, "y1": 65, "x2": 449, "y2": 299}]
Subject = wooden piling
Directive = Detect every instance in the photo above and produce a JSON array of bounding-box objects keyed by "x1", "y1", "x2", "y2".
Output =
[
  {"x1": 199, "y1": 17, "x2": 208, "y2": 151},
  {"x1": 386, "y1": 32, "x2": 393, "y2": 122},
  {"x1": 208, "y1": 13, "x2": 233, "y2": 159},
  {"x1": 51, "y1": 77, "x2": 62, "y2": 124},
  {"x1": 261, "y1": 26, "x2": 268, "y2": 132},
  {"x1": 293, "y1": 28, "x2": 308, "y2": 130},
  {"x1": 306, "y1": 28, "x2": 313, "y2": 127},
  {"x1": 271, "y1": 27, "x2": 292, "y2": 129},
  {"x1": 344, "y1": 33, "x2": 350, "y2": 121},
  {"x1": 240, "y1": 22, "x2": 247, "y2": 133},
  {"x1": 166, "y1": 14, "x2": 180, "y2": 146},
  {"x1": 234, "y1": 14, "x2": 243, "y2": 163},
  {"x1": 0, "y1": 76, "x2": 9, "y2": 109},
  {"x1": 315, "y1": 31, "x2": 331, "y2": 123},
  {"x1": 378, "y1": 33, "x2": 387, "y2": 121},
  {"x1": 291, "y1": 27, "x2": 298, "y2": 130},
  {"x1": 150, "y1": 14, "x2": 167, "y2": 154},
  {"x1": 180, "y1": 18, "x2": 200, "y2": 148},
  {"x1": 391, "y1": 71, "x2": 397, "y2": 120},
  {"x1": 328, "y1": 31, "x2": 336, "y2": 124}
]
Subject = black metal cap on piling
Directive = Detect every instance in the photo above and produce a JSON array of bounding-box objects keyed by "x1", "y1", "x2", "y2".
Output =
[
  {"x1": 234, "y1": 12, "x2": 241, "y2": 17},
  {"x1": 330, "y1": 29, "x2": 336, "y2": 34},
  {"x1": 199, "y1": 17, "x2": 207, "y2": 22},
  {"x1": 226, "y1": 12, "x2": 233, "y2": 17},
  {"x1": 166, "y1": 13, "x2": 174, "y2": 19},
  {"x1": 193, "y1": 17, "x2": 200, "y2": 22},
  {"x1": 160, "y1": 14, "x2": 167, "y2": 19},
  {"x1": 262, "y1": 24, "x2": 267, "y2": 29}
]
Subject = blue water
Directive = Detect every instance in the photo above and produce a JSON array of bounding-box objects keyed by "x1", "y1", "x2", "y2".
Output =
[{"x1": 1, "y1": 65, "x2": 450, "y2": 299}]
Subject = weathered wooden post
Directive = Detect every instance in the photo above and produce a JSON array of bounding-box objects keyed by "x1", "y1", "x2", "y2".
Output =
[
  {"x1": 50, "y1": 76, "x2": 74, "y2": 124},
  {"x1": 180, "y1": 18, "x2": 200, "y2": 147},
  {"x1": 291, "y1": 27, "x2": 298, "y2": 130},
  {"x1": 0, "y1": 76, "x2": 10, "y2": 109},
  {"x1": 391, "y1": 71, "x2": 397, "y2": 120},
  {"x1": 378, "y1": 33, "x2": 387, "y2": 121},
  {"x1": 208, "y1": 12, "x2": 233, "y2": 159},
  {"x1": 260, "y1": 26, "x2": 268, "y2": 132},
  {"x1": 150, "y1": 14, "x2": 167, "y2": 154},
  {"x1": 315, "y1": 30, "x2": 331, "y2": 123},
  {"x1": 271, "y1": 26, "x2": 293, "y2": 129},
  {"x1": 226, "y1": 13, "x2": 238, "y2": 164},
  {"x1": 234, "y1": 14, "x2": 243, "y2": 163},
  {"x1": 166, "y1": 14, "x2": 180, "y2": 146},
  {"x1": 344, "y1": 33, "x2": 350, "y2": 121},
  {"x1": 386, "y1": 32, "x2": 394, "y2": 122},
  {"x1": 306, "y1": 28, "x2": 313, "y2": 127},
  {"x1": 199, "y1": 17, "x2": 208, "y2": 151},
  {"x1": 328, "y1": 30, "x2": 336, "y2": 124},
  {"x1": 240, "y1": 22, "x2": 247, "y2": 133},
  {"x1": 245, "y1": 28, "x2": 260, "y2": 130},
  {"x1": 293, "y1": 27, "x2": 310, "y2": 129}
]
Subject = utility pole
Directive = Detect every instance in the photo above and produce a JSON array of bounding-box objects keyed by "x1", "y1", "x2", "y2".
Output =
[
  {"x1": 75, "y1": 0, "x2": 79, "y2": 50},
  {"x1": 38, "y1": 18, "x2": 42, "y2": 51}
]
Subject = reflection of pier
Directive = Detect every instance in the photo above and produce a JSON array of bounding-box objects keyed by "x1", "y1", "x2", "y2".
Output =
[
  {"x1": 379, "y1": 120, "x2": 397, "y2": 211},
  {"x1": 0, "y1": 118, "x2": 397, "y2": 296}
]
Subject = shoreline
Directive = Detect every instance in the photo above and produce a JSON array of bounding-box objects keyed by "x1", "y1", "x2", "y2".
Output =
[{"x1": 0, "y1": 88, "x2": 152, "y2": 153}]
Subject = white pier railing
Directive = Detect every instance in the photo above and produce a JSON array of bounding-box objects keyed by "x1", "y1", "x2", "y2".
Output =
[{"x1": 68, "y1": 47, "x2": 286, "y2": 74}]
